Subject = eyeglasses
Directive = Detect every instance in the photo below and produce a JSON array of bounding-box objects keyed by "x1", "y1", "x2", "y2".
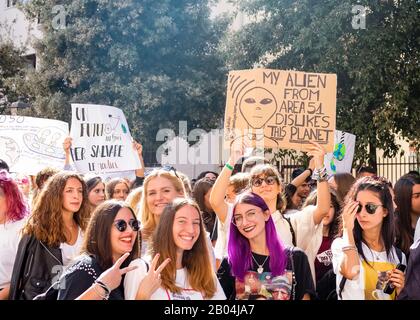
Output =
[
  {"x1": 251, "y1": 176, "x2": 277, "y2": 187},
  {"x1": 114, "y1": 219, "x2": 140, "y2": 232},
  {"x1": 357, "y1": 203, "x2": 383, "y2": 215},
  {"x1": 232, "y1": 210, "x2": 259, "y2": 227}
]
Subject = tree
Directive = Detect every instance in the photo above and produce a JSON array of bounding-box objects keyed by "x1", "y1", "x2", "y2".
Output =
[
  {"x1": 221, "y1": 0, "x2": 420, "y2": 167},
  {"x1": 22, "y1": 0, "x2": 228, "y2": 161}
]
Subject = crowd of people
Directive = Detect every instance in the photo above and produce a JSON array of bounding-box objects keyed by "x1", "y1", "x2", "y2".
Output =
[{"x1": 0, "y1": 140, "x2": 420, "y2": 301}]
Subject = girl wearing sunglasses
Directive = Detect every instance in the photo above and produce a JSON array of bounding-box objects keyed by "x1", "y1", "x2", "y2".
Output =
[
  {"x1": 332, "y1": 177, "x2": 406, "y2": 300},
  {"x1": 125, "y1": 198, "x2": 226, "y2": 300},
  {"x1": 0, "y1": 170, "x2": 29, "y2": 300},
  {"x1": 217, "y1": 192, "x2": 315, "y2": 300},
  {"x1": 55, "y1": 200, "x2": 140, "y2": 300}
]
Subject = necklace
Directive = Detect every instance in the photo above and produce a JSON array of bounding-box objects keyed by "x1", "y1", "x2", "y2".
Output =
[{"x1": 251, "y1": 253, "x2": 269, "y2": 274}]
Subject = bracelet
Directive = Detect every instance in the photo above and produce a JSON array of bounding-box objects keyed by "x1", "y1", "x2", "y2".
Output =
[
  {"x1": 93, "y1": 282, "x2": 110, "y2": 300},
  {"x1": 306, "y1": 168, "x2": 313, "y2": 177},
  {"x1": 225, "y1": 163, "x2": 234, "y2": 171},
  {"x1": 313, "y1": 166, "x2": 328, "y2": 182},
  {"x1": 95, "y1": 280, "x2": 111, "y2": 298},
  {"x1": 342, "y1": 245, "x2": 358, "y2": 252}
]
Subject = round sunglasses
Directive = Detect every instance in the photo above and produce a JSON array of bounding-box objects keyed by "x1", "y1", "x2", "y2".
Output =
[
  {"x1": 251, "y1": 176, "x2": 278, "y2": 187},
  {"x1": 357, "y1": 203, "x2": 383, "y2": 215},
  {"x1": 114, "y1": 219, "x2": 140, "y2": 232}
]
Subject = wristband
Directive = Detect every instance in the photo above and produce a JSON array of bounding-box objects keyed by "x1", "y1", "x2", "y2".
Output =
[
  {"x1": 342, "y1": 245, "x2": 357, "y2": 252},
  {"x1": 225, "y1": 163, "x2": 234, "y2": 171},
  {"x1": 306, "y1": 168, "x2": 313, "y2": 177}
]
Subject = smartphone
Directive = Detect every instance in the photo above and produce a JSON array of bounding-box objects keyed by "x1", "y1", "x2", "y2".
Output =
[{"x1": 383, "y1": 263, "x2": 406, "y2": 295}]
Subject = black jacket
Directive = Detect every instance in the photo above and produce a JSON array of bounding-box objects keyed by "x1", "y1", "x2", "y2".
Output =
[{"x1": 9, "y1": 234, "x2": 63, "y2": 300}]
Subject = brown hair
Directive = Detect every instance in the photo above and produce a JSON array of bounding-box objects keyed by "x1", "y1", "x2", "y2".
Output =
[
  {"x1": 23, "y1": 172, "x2": 90, "y2": 247},
  {"x1": 106, "y1": 178, "x2": 130, "y2": 199},
  {"x1": 140, "y1": 169, "x2": 186, "y2": 240},
  {"x1": 249, "y1": 164, "x2": 286, "y2": 213},
  {"x1": 81, "y1": 200, "x2": 140, "y2": 270},
  {"x1": 229, "y1": 172, "x2": 251, "y2": 194},
  {"x1": 332, "y1": 173, "x2": 356, "y2": 203},
  {"x1": 151, "y1": 197, "x2": 216, "y2": 298}
]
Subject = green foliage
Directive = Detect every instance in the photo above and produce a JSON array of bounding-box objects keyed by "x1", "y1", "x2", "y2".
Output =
[
  {"x1": 222, "y1": 0, "x2": 420, "y2": 164},
  {"x1": 22, "y1": 0, "x2": 228, "y2": 156}
]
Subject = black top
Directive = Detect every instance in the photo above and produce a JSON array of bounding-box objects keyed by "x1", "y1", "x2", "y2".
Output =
[
  {"x1": 57, "y1": 255, "x2": 124, "y2": 300},
  {"x1": 217, "y1": 247, "x2": 316, "y2": 300}
]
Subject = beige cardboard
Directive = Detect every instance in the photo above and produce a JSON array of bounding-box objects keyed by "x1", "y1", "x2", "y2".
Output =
[{"x1": 223, "y1": 69, "x2": 336, "y2": 152}]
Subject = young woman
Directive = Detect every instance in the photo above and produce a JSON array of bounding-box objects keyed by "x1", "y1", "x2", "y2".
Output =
[
  {"x1": 192, "y1": 177, "x2": 218, "y2": 244},
  {"x1": 125, "y1": 186, "x2": 143, "y2": 215},
  {"x1": 56, "y1": 200, "x2": 140, "y2": 300},
  {"x1": 332, "y1": 177, "x2": 406, "y2": 300},
  {"x1": 85, "y1": 176, "x2": 106, "y2": 213},
  {"x1": 0, "y1": 170, "x2": 29, "y2": 300},
  {"x1": 301, "y1": 189, "x2": 341, "y2": 298},
  {"x1": 210, "y1": 141, "x2": 330, "y2": 249},
  {"x1": 9, "y1": 172, "x2": 90, "y2": 300},
  {"x1": 125, "y1": 198, "x2": 225, "y2": 300},
  {"x1": 394, "y1": 174, "x2": 420, "y2": 256},
  {"x1": 217, "y1": 192, "x2": 315, "y2": 300},
  {"x1": 106, "y1": 178, "x2": 130, "y2": 201}
]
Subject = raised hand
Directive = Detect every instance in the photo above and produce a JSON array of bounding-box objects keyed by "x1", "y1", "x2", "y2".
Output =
[
  {"x1": 136, "y1": 253, "x2": 171, "y2": 300},
  {"x1": 342, "y1": 200, "x2": 359, "y2": 231},
  {"x1": 96, "y1": 252, "x2": 138, "y2": 291},
  {"x1": 63, "y1": 136, "x2": 72, "y2": 155},
  {"x1": 307, "y1": 141, "x2": 326, "y2": 169}
]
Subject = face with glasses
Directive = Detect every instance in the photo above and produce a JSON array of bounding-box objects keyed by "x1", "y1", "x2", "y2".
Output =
[
  {"x1": 355, "y1": 190, "x2": 388, "y2": 231},
  {"x1": 232, "y1": 203, "x2": 269, "y2": 240},
  {"x1": 111, "y1": 207, "x2": 139, "y2": 259},
  {"x1": 251, "y1": 174, "x2": 281, "y2": 203}
]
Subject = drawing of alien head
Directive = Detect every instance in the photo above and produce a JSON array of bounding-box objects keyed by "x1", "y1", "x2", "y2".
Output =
[{"x1": 239, "y1": 87, "x2": 277, "y2": 130}]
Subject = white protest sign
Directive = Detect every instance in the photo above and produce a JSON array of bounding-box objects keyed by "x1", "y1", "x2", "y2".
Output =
[
  {"x1": 70, "y1": 104, "x2": 141, "y2": 174},
  {"x1": 0, "y1": 115, "x2": 68, "y2": 174},
  {"x1": 324, "y1": 130, "x2": 356, "y2": 176}
]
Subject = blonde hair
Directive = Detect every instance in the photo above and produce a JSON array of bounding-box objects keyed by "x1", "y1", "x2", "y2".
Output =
[
  {"x1": 125, "y1": 186, "x2": 143, "y2": 216},
  {"x1": 140, "y1": 169, "x2": 186, "y2": 240}
]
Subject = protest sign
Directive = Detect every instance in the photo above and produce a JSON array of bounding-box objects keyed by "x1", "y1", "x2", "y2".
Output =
[
  {"x1": 224, "y1": 69, "x2": 336, "y2": 152},
  {"x1": 324, "y1": 130, "x2": 356, "y2": 176},
  {"x1": 70, "y1": 104, "x2": 141, "y2": 174},
  {"x1": 0, "y1": 115, "x2": 68, "y2": 174}
]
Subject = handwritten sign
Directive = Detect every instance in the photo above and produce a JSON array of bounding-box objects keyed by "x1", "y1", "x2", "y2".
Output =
[
  {"x1": 70, "y1": 104, "x2": 141, "y2": 174},
  {"x1": 223, "y1": 69, "x2": 336, "y2": 152},
  {"x1": 324, "y1": 130, "x2": 356, "y2": 176},
  {"x1": 0, "y1": 115, "x2": 68, "y2": 174}
]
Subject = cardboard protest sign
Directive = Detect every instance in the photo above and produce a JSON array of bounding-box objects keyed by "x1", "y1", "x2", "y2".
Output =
[
  {"x1": 223, "y1": 69, "x2": 336, "y2": 152},
  {"x1": 70, "y1": 104, "x2": 141, "y2": 174},
  {"x1": 324, "y1": 130, "x2": 356, "y2": 176},
  {"x1": 0, "y1": 115, "x2": 68, "y2": 174}
]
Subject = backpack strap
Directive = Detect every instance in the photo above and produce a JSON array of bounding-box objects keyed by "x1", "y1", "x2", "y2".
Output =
[
  {"x1": 284, "y1": 216, "x2": 297, "y2": 247},
  {"x1": 337, "y1": 276, "x2": 347, "y2": 300}
]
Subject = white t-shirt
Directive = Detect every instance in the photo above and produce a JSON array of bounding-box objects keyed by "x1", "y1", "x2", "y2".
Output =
[
  {"x1": 124, "y1": 259, "x2": 226, "y2": 300},
  {"x1": 332, "y1": 238, "x2": 406, "y2": 300},
  {"x1": 214, "y1": 203, "x2": 234, "y2": 260},
  {"x1": 60, "y1": 228, "x2": 84, "y2": 267},
  {"x1": 0, "y1": 219, "x2": 26, "y2": 289}
]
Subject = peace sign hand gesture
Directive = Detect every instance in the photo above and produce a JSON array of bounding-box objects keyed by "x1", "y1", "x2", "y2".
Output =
[
  {"x1": 96, "y1": 252, "x2": 138, "y2": 291},
  {"x1": 136, "y1": 253, "x2": 171, "y2": 300}
]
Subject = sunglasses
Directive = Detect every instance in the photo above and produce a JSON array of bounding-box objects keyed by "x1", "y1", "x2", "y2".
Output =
[
  {"x1": 251, "y1": 176, "x2": 278, "y2": 187},
  {"x1": 357, "y1": 203, "x2": 383, "y2": 215},
  {"x1": 114, "y1": 219, "x2": 140, "y2": 232}
]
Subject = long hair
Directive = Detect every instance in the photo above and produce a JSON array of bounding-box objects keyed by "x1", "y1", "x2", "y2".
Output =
[
  {"x1": 0, "y1": 170, "x2": 28, "y2": 222},
  {"x1": 395, "y1": 174, "x2": 420, "y2": 254},
  {"x1": 140, "y1": 169, "x2": 186, "y2": 241},
  {"x1": 344, "y1": 177, "x2": 396, "y2": 265},
  {"x1": 32, "y1": 167, "x2": 59, "y2": 207},
  {"x1": 105, "y1": 178, "x2": 130, "y2": 199},
  {"x1": 332, "y1": 173, "x2": 356, "y2": 204},
  {"x1": 84, "y1": 176, "x2": 104, "y2": 211},
  {"x1": 249, "y1": 164, "x2": 286, "y2": 213},
  {"x1": 81, "y1": 200, "x2": 140, "y2": 270},
  {"x1": 192, "y1": 177, "x2": 214, "y2": 213},
  {"x1": 125, "y1": 186, "x2": 143, "y2": 216},
  {"x1": 151, "y1": 197, "x2": 216, "y2": 298},
  {"x1": 303, "y1": 189, "x2": 341, "y2": 238},
  {"x1": 228, "y1": 192, "x2": 287, "y2": 281},
  {"x1": 22, "y1": 172, "x2": 90, "y2": 247}
]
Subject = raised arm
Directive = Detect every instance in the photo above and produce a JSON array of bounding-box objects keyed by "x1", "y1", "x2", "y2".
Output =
[
  {"x1": 307, "y1": 142, "x2": 330, "y2": 225},
  {"x1": 63, "y1": 136, "x2": 73, "y2": 169},
  {"x1": 133, "y1": 141, "x2": 145, "y2": 179},
  {"x1": 209, "y1": 141, "x2": 245, "y2": 223}
]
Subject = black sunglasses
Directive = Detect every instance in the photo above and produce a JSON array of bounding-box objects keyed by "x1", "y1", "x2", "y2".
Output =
[
  {"x1": 114, "y1": 219, "x2": 140, "y2": 232},
  {"x1": 357, "y1": 203, "x2": 383, "y2": 215},
  {"x1": 251, "y1": 176, "x2": 278, "y2": 187}
]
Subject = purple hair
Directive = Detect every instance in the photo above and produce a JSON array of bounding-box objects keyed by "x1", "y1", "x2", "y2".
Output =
[
  {"x1": 0, "y1": 170, "x2": 28, "y2": 222},
  {"x1": 227, "y1": 192, "x2": 287, "y2": 281}
]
